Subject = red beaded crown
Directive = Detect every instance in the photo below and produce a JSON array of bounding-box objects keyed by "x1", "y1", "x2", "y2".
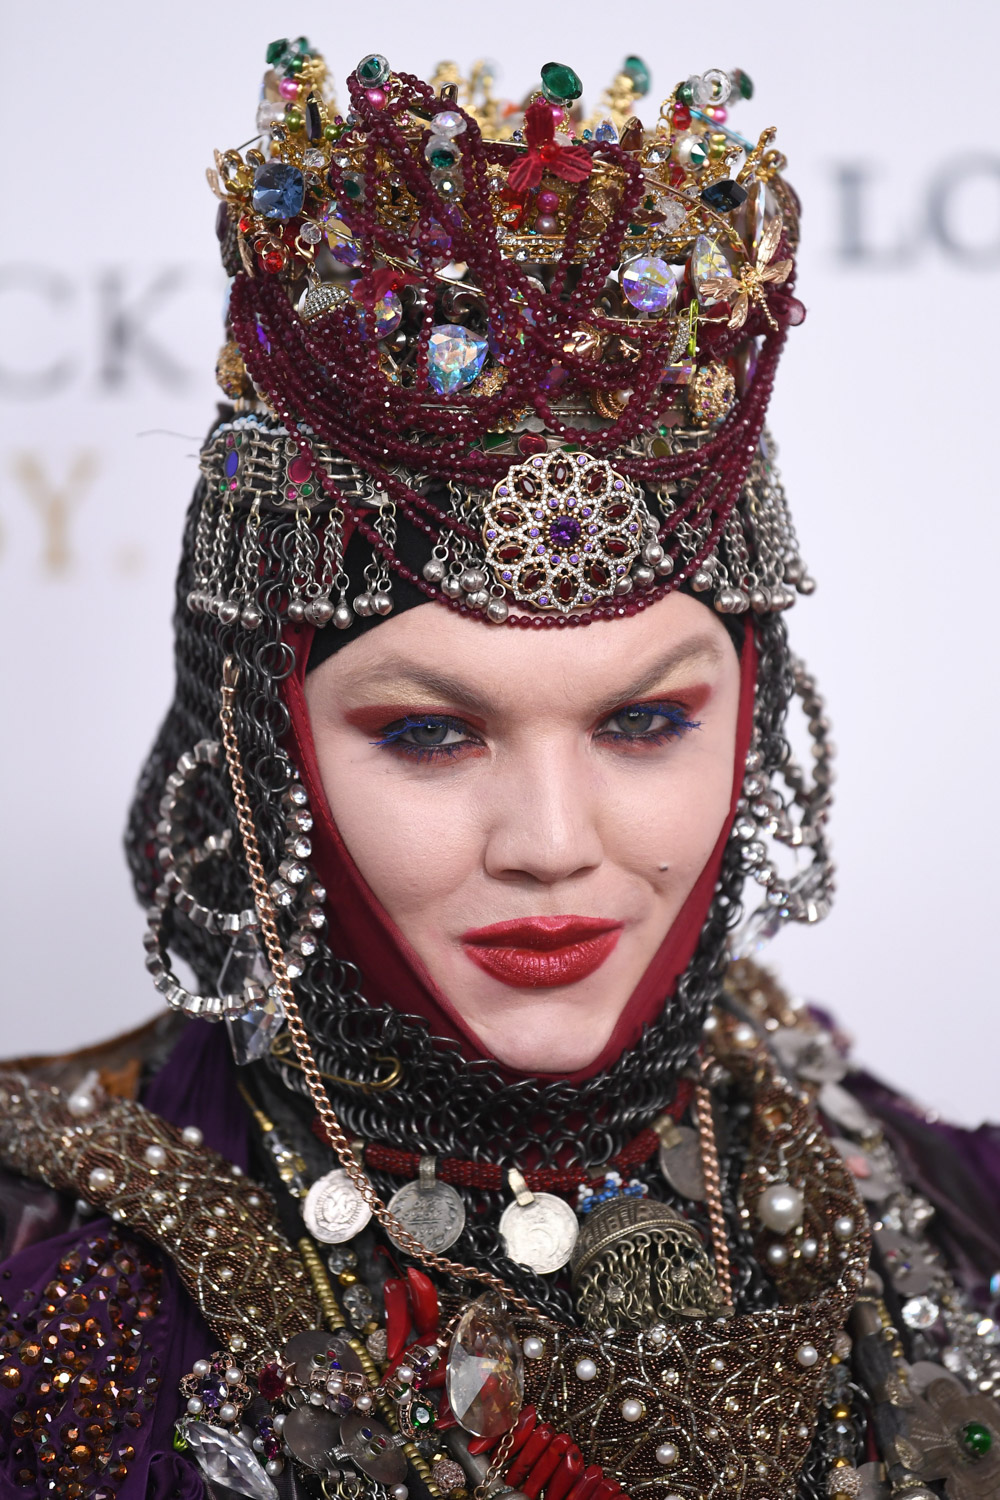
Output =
[{"x1": 198, "y1": 42, "x2": 813, "y2": 634}]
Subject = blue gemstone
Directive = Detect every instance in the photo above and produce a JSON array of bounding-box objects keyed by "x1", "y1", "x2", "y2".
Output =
[
  {"x1": 225, "y1": 450, "x2": 239, "y2": 478},
  {"x1": 252, "y1": 162, "x2": 305, "y2": 220},
  {"x1": 427, "y1": 324, "x2": 489, "y2": 394}
]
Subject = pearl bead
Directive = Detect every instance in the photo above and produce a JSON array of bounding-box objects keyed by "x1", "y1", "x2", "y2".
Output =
[
  {"x1": 396, "y1": 1365, "x2": 415, "y2": 1383},
  {"x1": 144, "y1": 1145, "x2": 168, "y2": 1169},
  {"x1": 272, "y1": 1412, "x2": 285, "y2": 1432},
  {"x1": 181, "y1": 1126, "x2": 204, "y2": 1147},
  {"x1": 266, "y1": 1459, "x2": 284, "y2": 1477},
  {"x1": 392, "y1": 1486, "x2": 409, "y2": 1500},
  {"x1": 796, "y1": 1343, "x2": 819, "y2": 1367},
  {"x1": 621, "y1": 1397, "x2": 645, "y2": 1422},
  {"x1": 523, "y1": 1336, "x2": 545, "y2": 1359},
  {"x1": 67, "y1": 1089, "x2": 97, "y2": 1117},
  {"x1": 219, "y1": 1403, "x2": 237, "y2": 1422},
  {"x1": 766, "y1": 1244, "x2": 788, "y2": 1267},
  {"x1": 834, "y1": 1216, "x2": 855, "y2": 1240},
  {"x1": 655, "y1": 1443, "x2": 678, "y2": 1466},
  {"x1": 356, "y1": 1393, "x2": 373, "y2": 1411},
  {"x1": 710, "y1": 1357, "x2": 725, "y2": 1372},
  {"x1": 88, "y1": 1167, "x2": 113, "y2": 1193},
  {"x1": 187, "y1": 1396, "x2": 204, "y2": 1415},
  {"x1": 757, "y1": 1183, "x2": 805, "y2": 1234},
  {"x1": 225, "y1": 1367, "x2": 243, "y2": 1385},
  {"x1": 575, "y1": 1358, "x2": 598, "y2": 1381},
  {"x1": 192, "y1": 1360, "x2": 212, "y2": 1378},
  {"x1": 801, "y1": 1238, "x2": 818, "y2": 1259}
]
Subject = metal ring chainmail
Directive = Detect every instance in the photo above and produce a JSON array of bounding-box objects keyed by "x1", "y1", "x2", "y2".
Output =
[{"x1": 124, "y1": 479, "x2": 858, "y2": 1500}]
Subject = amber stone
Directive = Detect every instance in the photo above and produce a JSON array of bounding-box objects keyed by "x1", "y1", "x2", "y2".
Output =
[
  {"x1": 69, "y1": 1444, "x2": 92, "y2": 1465},
  {"x1": 64, "y1": 1295, "x2": 88, "y2": 1315},
  {"x1": 78, "y1": 1373, "x2": 99, "y2": 1395},
  {"x1": 0, "y1": 1364, "x2": 21, "y2": 1388},
  {"x1": 19, "y1": 1340, "x2": 42, "y2": 1364},
  {"x1": 11, "y1": 1412, "x2": 33, "y2": 1437}
]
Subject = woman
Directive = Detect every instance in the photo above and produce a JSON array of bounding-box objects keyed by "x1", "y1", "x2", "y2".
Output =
[{"x1": 1, "y1": 41, "x2": 998, "y2": 1500}]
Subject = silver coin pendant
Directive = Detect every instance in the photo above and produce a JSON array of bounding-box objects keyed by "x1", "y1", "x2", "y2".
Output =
[
  {"x1": 499, "y1": 1191, "x2": 578, "y2": 1275},
  {"x1": 386, "y1": 1179, "x2": 467, "y2": 1254},
  {"x1": 302, "y1": 1168, "x2": 372, "y2": 1244},
  {"x1": 658, "y1": 1125, "x2": 706, "y2": 1201}
]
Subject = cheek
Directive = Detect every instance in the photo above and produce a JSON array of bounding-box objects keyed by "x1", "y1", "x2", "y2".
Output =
[
  {"x1": 315, "y1": 738, "x2": 479, "y2": 924},
  {"x1": 600, "y1": 734, "x2": 737, "y2": 885}
]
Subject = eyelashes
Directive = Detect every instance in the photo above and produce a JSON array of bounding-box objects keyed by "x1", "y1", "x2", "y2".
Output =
[{"x1": 371, "y1": 702, "x2": 700, "y2": 763}]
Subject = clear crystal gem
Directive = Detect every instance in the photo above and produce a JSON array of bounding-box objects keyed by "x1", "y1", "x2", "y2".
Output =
[
  {"x1": 446, "y1": 1294, "x2": 524, "y2": 1442},
  {"x1": 902, "y1": 1296, "x2": 940, "y2": 1330},
  {"x1": 183, "y1": 1420, "x2": 278, "y2": 1500},
  {"x1": 226, "y1": 985, "x2": 286, "y2": 1065},
  {"x1": 691, "y1": 234, "x2": 732, "y2": 304},
  {"x1": 621, "y1": 256, "x2": 678, "y2": 313}
]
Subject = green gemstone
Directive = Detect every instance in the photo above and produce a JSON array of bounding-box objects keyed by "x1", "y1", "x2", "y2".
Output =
[
  {"x1": 737, "y1": 69, "x2": 754, "y2": 100},
  {"x1": 627, "y1": 223, "x2": 646, "y2": 235},
  {"x1": 540, "y1": 61, "x2": 583, "y2": 104},
  {"x1": 962, "y1": 1422, "x2": 993, "y2": 1459},
  {"x1": 689, "y1": 140, "x2": 709, "y2": 169},
  {"x1": 266, "y1": 38, "x2": 290, "y2": 66},
  {"x1": 298, "y1": 482, "x2": 314, "y2": 497},
  {"x1": 429, "y1": 146, "x2": 457, "y2": 170},
  {"x1": 677, "y1": 81, "x2": 693, "y2": 106},
  {"x1": 623, "y1": 55, "x2": 651, "y2": 96},
  {"x1": 411, "y1": 1403, "x2": 436, "y2": 1431},
  {"x1": 357, "y1": 53, "x2": 390, "y2": 86},
  {"x1": 483, "y1": 432, "x2": 508, "y2": 451},
  {"x1": 344, "y1": 177, "x2": 362, "y2": 199}
]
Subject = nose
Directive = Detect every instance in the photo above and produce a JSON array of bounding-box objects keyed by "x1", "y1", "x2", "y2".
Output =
[{"x1": 482, "y1": 743, "x2": 603, "y2": 886}]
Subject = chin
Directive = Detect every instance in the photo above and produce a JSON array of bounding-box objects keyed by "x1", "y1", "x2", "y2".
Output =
[{"x1": 465, "y1": 1002, "x2": 622, "y2": 1074}]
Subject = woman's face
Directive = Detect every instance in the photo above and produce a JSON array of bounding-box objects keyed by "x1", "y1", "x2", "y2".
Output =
[{"x1": 304, "y1": 591, "x2": 742, "y2": 1073}]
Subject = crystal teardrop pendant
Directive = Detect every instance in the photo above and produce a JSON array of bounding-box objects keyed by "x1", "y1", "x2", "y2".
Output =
[{"x1": 446, "y1": 1294, "x2": 524, "y2": 1442}]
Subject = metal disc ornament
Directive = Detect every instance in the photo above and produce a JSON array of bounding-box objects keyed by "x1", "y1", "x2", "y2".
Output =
[
  {"x1": 500, "y1": 1192, "x2": 578, "y2": 1276},
  {"x1": 282, "y1": 1406, "x2": 341, "y2": 1471},
  {"x1": 387, "y1": 1178, "x2": 467, "y2": 1254},
  {"x1": 302, "y1": 1168, "x2": 372, "y2": 1244},
  {"x1": 657, "y1": 1125, "x2": 706, "y2": 1201},
  {"x1": 339, "y1": 1414, "x2": 407, "y2": 1484}
]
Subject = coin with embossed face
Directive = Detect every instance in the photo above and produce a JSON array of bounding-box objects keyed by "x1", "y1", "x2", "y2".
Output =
[
  {"x1": 302, "y1": 1168, "x2": 372, "y2": 1244},
  {"x1": 500, "y1": 1192, "x2": 579, "y2": 1275},
  {"x1": 387, "y1": 1179, "x2": 467, "y2": 1254}
]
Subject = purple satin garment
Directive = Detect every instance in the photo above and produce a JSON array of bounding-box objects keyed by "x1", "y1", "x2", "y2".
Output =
[{"x1": 0, "y1": 1021, "x2": 251, "y2": 1499}]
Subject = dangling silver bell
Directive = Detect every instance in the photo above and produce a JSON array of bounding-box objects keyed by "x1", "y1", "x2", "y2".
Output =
[
  {"x1": 615, "y1": 576, "x2": 633, "y2": 595},
  {"x1": 186, "y1": 589, "x2": 204, "y2": 613},
  {"x1": 305, "y1": 598, "x2": 335, "y2": 626},
  {"x1": 459, "y1": 568, "x2": 487, "y2": 594},
  {"x1": 370, "y1": 592, "x2": 393, "y2": 616},
  {"x1": 465, "y1": 590, "x2": 489, "y2": 610},
  {"x1": 632, "y1": 565, "x2": 655, "y2": 589},
  {"x1": 218, "y1": 599, "x2": 240, "y2": 625},
  {"x1": 441, "y1": 576, "x2": 462, "y2": 599},
  {"x1": 333, "y1": 603, "x2": 354, "y2": 630},
  {"x1": 287, "y1": 597, "x2": 307, "y2": 623},
  {"x1": 655, "y1": 555, "x2": 674, "y2": 576},
  {"x1": 486, "y1": 598, "x2": 509, "y2": 624},
  {"x1": 241, "y1": 603, "x2": 263, "y2": 629},
  {"x1": 691, "y1": 569, "x2": 714, "y2": 592},
  {"x1": 353, "y1": 592, "x2": 374, "y2": 617},
  {"x1": 749, "y1": 587, "x2": 771, "y2": 613},
  {"x1": 422, "y1": 558, "x2": 447, "y2": 584},
  {"x1": 643, "y1": 541, "x2": 664, "y2": 566}
]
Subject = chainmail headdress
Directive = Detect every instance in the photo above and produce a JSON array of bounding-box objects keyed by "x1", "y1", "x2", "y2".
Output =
[{"x1": 125, "y1": 44, "x2": 836, "y2": 1320}]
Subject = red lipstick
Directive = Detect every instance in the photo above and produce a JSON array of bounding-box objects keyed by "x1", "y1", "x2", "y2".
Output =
[{"x1": 460, "y1": 915, "x2": 623, "y2": 988}]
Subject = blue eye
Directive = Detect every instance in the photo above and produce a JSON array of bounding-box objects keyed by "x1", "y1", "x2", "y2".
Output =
[
  {"x1": 599, "y1": 702, "x2": 700, "y2": 744},
  {"x1": 372, "y1": 715, "x2": 472, "y2": 759}
]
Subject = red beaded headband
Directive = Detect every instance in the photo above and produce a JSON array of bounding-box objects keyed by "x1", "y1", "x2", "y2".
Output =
[{"x1": 195, "y1": 44, "x2": 813, "y2": 636}]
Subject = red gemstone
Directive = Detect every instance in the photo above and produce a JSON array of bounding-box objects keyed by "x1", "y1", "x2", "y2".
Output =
[
  {"x1": 288, "y1": 455, "x2": 313, "y2": 483},
  {"x1": 518, "y1": 434, "x2": 547, "y2": 457},
  {"x1": 257, "y1": 1362, "x2": 286, "y2": 1402},
  {"x1": 262, "y1": 250, "x2": 285, "y2": 274},
  {"x1": 672, "y1": 103, "x2": 691, "y2": 129},
  {"x1": 549, "y1": 460, "x2": 570, "y2": 487}
]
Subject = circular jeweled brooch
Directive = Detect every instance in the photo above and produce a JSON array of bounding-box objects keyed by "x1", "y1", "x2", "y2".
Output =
[{"x1": 482, "y1": 451, "x2": 647, "y2": 612}]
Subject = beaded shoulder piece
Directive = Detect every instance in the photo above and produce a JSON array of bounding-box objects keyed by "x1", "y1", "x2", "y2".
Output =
[
  {"x1": 196, "y1": 43, "x2": 813, "y2": 637},
  {"x1": 0, "y1": 1070, "x2": 320, "y2": 1367}
]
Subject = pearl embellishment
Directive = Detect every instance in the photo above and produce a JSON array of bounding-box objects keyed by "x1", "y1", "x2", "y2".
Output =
[
  {"x1": 523, "y1": 1336, "x2": 545, "y2": 1359},
  {"x1": 757, "y1": 1182, "x2": 805, "y2": 1233},
  {"x1": 656, "y1": 1443, "x2": 678, "y2": 1466},
  {"x1": 575, "y1": 1358, "x2": 598, "y2": 1381},
  {"x1": 621, "y1": 1398, "x2": 645, "y2": 1422}
]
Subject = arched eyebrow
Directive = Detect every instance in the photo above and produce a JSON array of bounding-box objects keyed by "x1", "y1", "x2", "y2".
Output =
[{"x1": 341, "y1": 635, "x2": 727, "y2": 718}]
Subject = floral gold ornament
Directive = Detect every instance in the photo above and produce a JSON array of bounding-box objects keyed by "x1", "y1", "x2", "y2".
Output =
[
  {"x1": 699, "y1": 209, "x2": 794, "y2": 331},
  {"x1": 482, "y1": 451, "x2": 647, "y2": 611}
]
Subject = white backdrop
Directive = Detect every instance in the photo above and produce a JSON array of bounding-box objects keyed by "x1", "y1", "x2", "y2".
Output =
[{"x1": 2, "y1": 0, "x2": 997, "y2": 1124}]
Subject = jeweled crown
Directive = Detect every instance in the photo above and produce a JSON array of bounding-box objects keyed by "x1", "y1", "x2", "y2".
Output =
[{"x1": 196, "y1": 43, "x2": 812, "y2": 632}]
